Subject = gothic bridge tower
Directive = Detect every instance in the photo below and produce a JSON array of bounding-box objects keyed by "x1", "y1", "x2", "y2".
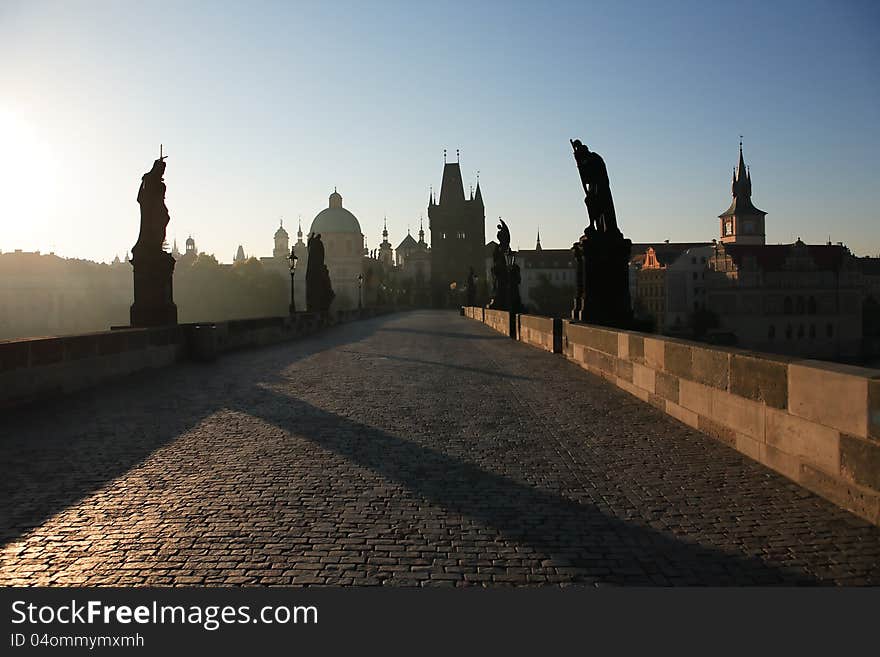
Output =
[{"x1": 428, "y1": 150, "x2": 485, "y2": 307}]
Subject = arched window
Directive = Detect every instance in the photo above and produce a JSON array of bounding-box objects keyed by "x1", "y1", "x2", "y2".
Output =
[
  {"x1": 768, "y1": 325, "x2": 775, "y2": 339},
  {"x1": 797, "y1": 324, "x2": 804, "y2": 339},
  {"x1": 784, "y1": 297, "x2": 793, "y2": 314},
  {"x1": 808, "y1": 296, "x2": 817, "y2": 315},
  {"x1": 809, "y1": 324, "x2": 816, "y2": 339},
  {"x1": 796, "y1": 296, "x2": 805, "y2": 314},
  {"x1": 785, "y1": 324, "x2": 793, "y2": 340}
]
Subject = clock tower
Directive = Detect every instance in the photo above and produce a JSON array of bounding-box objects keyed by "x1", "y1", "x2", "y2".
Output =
[{"x1": 718, "y1": 141, "x2": 766, "y2": 245}]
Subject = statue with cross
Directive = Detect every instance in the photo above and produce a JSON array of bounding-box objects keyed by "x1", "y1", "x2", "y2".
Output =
[{"x1": 130, "y1": 145, "x2": 178, "y2": 327}]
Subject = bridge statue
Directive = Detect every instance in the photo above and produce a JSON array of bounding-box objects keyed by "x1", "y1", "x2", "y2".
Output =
[
  {"x1": 130, "y1": 146, "x2": 178, "y2": 327},
  {"x1": 570, "y1": 139, "x2": 632, "y2": 327},
  {"x1": 306, "y1": 232, "x2": 335, "y2": 313},
  {"x1": 489, "y1": 218, "x2": 520, "y2": 313}
]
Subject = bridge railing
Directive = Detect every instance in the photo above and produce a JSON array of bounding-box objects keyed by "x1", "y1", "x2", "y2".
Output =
[
  {"x1": 0, "y1": 307, "x2": 396, "y2": 411},
  {"x1": 462, "y1": 306, "x2": 880, "y2": 526}
]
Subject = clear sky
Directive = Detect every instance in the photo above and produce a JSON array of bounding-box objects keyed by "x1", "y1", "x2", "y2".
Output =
[{"x1": 1, "y1": 0, "x2": 878, "y2": 263}]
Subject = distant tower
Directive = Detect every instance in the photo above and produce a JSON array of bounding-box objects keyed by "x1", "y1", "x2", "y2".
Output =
[
  {"x1": 185, "y1": 235, "x2": 196, "y2": 255},
  {"x1": 171, "y1": 238, "x2": 181, "y2": 259},
  {"x1": 273, "y1": 219, "x2": 290, "y2": 259},
  {"x1": 428, "y1": 152, "x2": 485, "y2": 307},
  {"x1": 418, "y1": 216, "x2": 426, "y2": 245},
  {"x1": 718, "y1": 141, "x2": 767, "y2": 245},
  {"x1": 536, "y1": 229, "x2": 542, "y2": 251},
  {"x1": 378, "y1": 217, "x2": 394, "y2": 268},
  {"x1": 234, "y1": 244, "x2": 246, "y2": 263}
]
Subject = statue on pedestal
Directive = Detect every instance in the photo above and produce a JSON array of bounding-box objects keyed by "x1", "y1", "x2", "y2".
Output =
[
  {"x1": 130, "y1": 146, "x2": 178, "y2": 327},
  {"x1": 490, "y1": 219, "x2": 511, "y2": 310},
  {"x1": 306, "y1": 232, "x2": 335, "y2": 313},
  {"x1": 570, "y1": 139, "x2": 632, "y2": 327},
  {"x1": 466, "y1": 267, "x2": 477, "y2": 307}
]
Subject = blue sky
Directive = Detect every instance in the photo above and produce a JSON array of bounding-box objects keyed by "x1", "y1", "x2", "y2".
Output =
[{"x1": 1, "y1": 0, "x2": 878, "y2": 262}]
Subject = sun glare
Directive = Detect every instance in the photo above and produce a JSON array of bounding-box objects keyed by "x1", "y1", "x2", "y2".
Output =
[{"x1": 0, "y1": 109, "x2": 58, "y2": 243}]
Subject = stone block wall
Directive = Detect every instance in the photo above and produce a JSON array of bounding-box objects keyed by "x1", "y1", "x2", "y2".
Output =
[
  {"x1": 0, "y1": 308, "x2": 394, "y2": 410},
  {"x1": 519, "y1": 315, "x2": 562, "y2": 353},
  {"x1": 462, "y1": 306, "x2": 880, "y2": 525},
  {"x1": 0, "y1": 327, "x2": 185, "y2": 409},
  {"x1": 484, "y1": 309, "x2": 515, "y2": 338}
]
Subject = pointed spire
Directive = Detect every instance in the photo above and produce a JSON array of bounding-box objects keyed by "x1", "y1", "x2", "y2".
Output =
[
  {"x1": 536, "y1": 228, "x2": 542, "y2": 251},
  {"x1": 419, "y1": 215, "x2": 425, "y2": 244},
  {"x1": 474, "y1": 173, "x2": 483, "y2": 206}
]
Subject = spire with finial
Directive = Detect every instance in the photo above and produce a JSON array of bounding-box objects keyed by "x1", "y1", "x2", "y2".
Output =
[
  {"x1": 443, "y1": 149, "x2": 447, "y2": 164},
  {"x1": 473, "y1": 170, "x2": 483, "y2": 207},
  {"x1": 297, "y1": 214, "x2": 303, "y2": 240},
  {"x1": 383, "y1": 216, "x2": 388, "y2": 240},
  {"x1": 536, "y1": 228, "x2": 542, "y2": 251},
  {"x1": 419, "y1": 216, "x2": 425, "y2": 244},
  {"x1": 456, "y1": 148, "x2": 460, "y2": 163}
]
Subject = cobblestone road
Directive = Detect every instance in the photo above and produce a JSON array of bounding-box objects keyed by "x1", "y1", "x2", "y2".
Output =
[{"x1": 2, "y1": 311, "x2": 878, "y2": 586}]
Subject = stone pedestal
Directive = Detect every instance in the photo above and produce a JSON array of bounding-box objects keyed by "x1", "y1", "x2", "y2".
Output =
[
  {"x1": 130, "y1": 250, "x2": 177, "y2": 327},
  {"x1": 575, "y1": 227, "x2": 632, "y2": 328}
]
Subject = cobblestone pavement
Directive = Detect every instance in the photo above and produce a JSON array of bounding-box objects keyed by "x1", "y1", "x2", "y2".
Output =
[{"x1": 1, "y1": 311, "x2": 879, "y2": 586}]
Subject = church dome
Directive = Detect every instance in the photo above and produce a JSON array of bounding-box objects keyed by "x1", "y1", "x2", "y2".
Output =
[
  {"x1": 310, "y1": 190, "x2": 362, "y2": 235},
  {"x1": 275, "y1": 222, "x2": 289, "y2": 239}
]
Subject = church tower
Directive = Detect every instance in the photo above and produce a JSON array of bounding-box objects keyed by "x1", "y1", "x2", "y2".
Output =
[
  {"x1": 378, "y1": 217, "x2": 394, "y2": 268},
  {"x1": 273, "y1": 219, "x2": 290, "y2": 259},
  {"x1": 428, "y1": 150, "x2": 485, "y2": 307},
  {"x1": 718, "y1": 141, "x2": 767, "y2": 245}
]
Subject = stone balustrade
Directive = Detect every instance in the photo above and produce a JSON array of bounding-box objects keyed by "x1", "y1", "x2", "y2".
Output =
[
  {"x1": 1, "y1": 308, "x2": 393, "y2": 410},
  {"x1": 463, "y1": 306, "x2": 880, "y2": 525}
]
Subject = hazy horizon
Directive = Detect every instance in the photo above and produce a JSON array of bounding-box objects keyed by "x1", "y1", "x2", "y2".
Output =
[{"x1": 1, "y1": 0, "x2": 878, "y2": 263}]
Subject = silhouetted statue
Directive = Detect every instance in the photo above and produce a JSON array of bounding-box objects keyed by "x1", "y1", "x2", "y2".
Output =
[
  {"x1": 466, "y1": 267, "x2": 476, "y2": 307},
  {"x1": 571, "y1": 139, "x2": 618, "y2": 235},
  {"x1": 130, "y1": 147, "x2": 177, "y2": 327},
  {"x1": 306, "y1": 232, "x2": 335, "y2": 313},
  {"x1": 134, "y1": 157, "x2": 171, "y2": 254},
  {"x1": 570, "y1": 139, "x2": 631, "y2": 327},
  {"x1": 496, "y1": 218, "x2": 511, "y2": 254},
  {"x1": 490, "y1": 219, "x2": 516, "y2": 311}
]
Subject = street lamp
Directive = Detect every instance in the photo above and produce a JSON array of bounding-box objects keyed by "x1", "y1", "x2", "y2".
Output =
[
  {"x1": 357, "y1": 273, "x2": 364, "y2": 310},
  {"x1": 288, "y1": 248, "x2": 298, "y2": 314}
]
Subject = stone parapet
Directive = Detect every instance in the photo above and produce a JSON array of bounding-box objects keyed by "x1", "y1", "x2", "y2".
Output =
[
  {"x1": 0, "y1": 308, "x2": 394, "y2": 411},
  {"x1": 460, "y1": 306, "x2": 880, "y2": 525}
]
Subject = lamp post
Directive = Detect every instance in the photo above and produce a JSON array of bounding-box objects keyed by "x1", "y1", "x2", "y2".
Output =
[
  {"x1": 288, "y1": 248, "x2": 298, "y2": 314},
  {"x1": 357, "y1": 273, "x2": 364, "y2": 310}
]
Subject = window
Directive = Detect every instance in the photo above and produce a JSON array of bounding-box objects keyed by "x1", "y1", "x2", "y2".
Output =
[
  {"x1": 786, "y1": 324, "x2": 793, "y2": 340},
  {"x1": 808, "y1": 296, "x2": 816, "y2": 315},
  {"x1": 768, "y1": 325, "x2": 776, "y2": 339},
  {"x1": 826, "y1": 323, "x2": 833, "y2": 338},
  {"x1": 809, "y1": 324, "x2": 816, "y2": 339},
  {"x1": 784, "y1": 297, "x2": 792, "y2": 314},
  {"x1": 797, "y1": 324, "x2": 804, "y2": 339},
  {"x1": 691, "y1": 257, "x2": 696, "y2": 265},
  {"x1": 725, "y1": 220, "x2": 733, "y2": 236},
  {"x1": 692, "y1": 272, "x2": 698, "y2": 281},
  {"x1": 796, "y1": 296, "x2": 805, "y2": 314}
]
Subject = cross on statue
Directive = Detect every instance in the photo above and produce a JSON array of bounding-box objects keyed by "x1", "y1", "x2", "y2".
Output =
[{"x1": 159, "y1": 144, "x2": 167, "y2": 161}]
